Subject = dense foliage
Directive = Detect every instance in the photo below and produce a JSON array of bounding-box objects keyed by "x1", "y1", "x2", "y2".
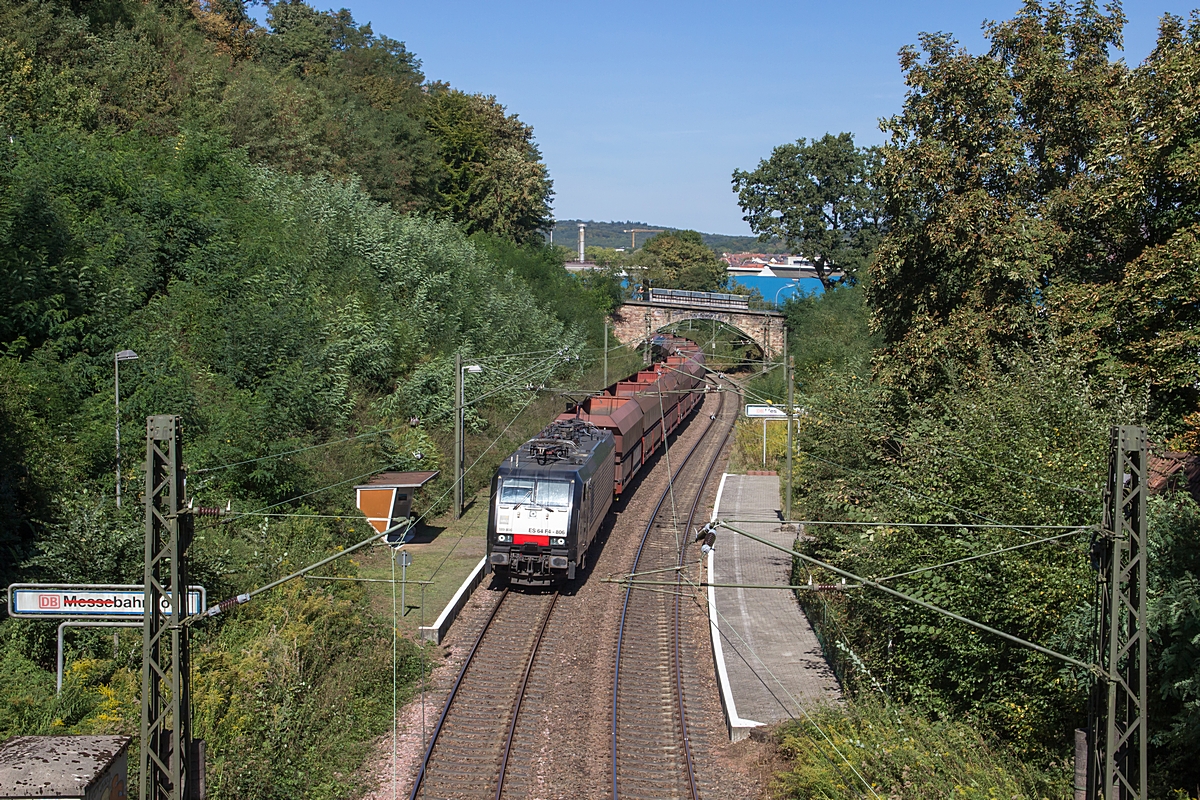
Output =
[
  {"x1": 772, "y1": 701, "x2": 1066, "y2": 799},
  {"x1": 0, "y1": 1, "x2": 610, "y2": 796},
  {"x1": 0, "y1": 0, "x2": 553, "y2": 237},
  {"x1": 740, "y1": 2, "x2": 1200, "y2": 794}
]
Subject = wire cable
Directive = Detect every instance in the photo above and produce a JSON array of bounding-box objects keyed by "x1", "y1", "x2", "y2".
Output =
[
  {"x1": 193, "y1": 427, "x2": 401, "y2": 474},
  {"x1": 914, "y1": 441, "x2": 1092, "y2": 495},
  {"x1": 217, "y1": 359, "x2": 562, "y2": 522},
  {"x1": 716, "y1": 521, "x2": 1093, "y2": 672},
  {"x1": 230, "y1": 467, "x2": 386, "y2": 519},
  {"x1": 875, "y1": 528, "x2": 1090, "y2": 583},
  {"x1": 795, "y1": 449, "x2": 1029, "y2": 531},
  {"x1": 424, "y1": 390, "x2": 542, "y2": 583},
  {"x1": 693, "y1": 574, "x2": 881, "y2": 798}
]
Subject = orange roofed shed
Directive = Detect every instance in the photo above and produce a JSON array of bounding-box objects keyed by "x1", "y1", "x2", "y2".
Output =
[{"x1": 355, "y1": 471, "x2": 439, "y2": 542}]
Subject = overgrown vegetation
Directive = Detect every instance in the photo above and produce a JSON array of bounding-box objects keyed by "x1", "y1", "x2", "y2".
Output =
[
  {"x1": 0, "y1": 0, "x2": 611, "y2": 796},
  {"x1": 772, "y1": 701, "x2": 1067, "y2": 799},
  {"x1": 736, "y1": 3, "x2": 1200, "y2": 795}
]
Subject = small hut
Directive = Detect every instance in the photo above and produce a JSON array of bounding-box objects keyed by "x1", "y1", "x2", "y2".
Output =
[{"x1": 355, "y1": 471, "x2": 439, "y2": 544}]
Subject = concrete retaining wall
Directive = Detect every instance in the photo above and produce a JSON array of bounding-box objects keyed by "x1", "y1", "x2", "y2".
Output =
[{"x1": 418, "y1": 557, "x2": 486, "y2": 645}]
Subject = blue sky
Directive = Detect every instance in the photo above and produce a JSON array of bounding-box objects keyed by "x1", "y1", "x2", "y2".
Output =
[{"x1": 315, "y1": 1, "x2": 1197, "y2": 234}]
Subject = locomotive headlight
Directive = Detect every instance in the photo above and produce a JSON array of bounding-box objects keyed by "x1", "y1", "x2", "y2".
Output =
[
  {"x1": 496, "y1": 534, "x2": 510, "y2": 543},
  {"x1": 553, "y1": 538, "x2": 565, "y2": 546}
]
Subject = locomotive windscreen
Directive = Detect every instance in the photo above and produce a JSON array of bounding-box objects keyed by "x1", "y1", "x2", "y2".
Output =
[{"x1": 498, "y1": 478, "x2": 572, "y2": 508}]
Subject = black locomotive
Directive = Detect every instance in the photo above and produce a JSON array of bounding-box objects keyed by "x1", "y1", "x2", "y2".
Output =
[
  {"x1": 485, "y1": 419, "x2": 614, "y2": 585},
  {"x1": 485, "y1": 335, "x2": 705, "y2": 585}
]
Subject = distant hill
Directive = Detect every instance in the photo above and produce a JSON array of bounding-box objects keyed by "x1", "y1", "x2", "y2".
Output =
[{"x1": 549, "y1": 220, "x2": 784, "y2": 255}]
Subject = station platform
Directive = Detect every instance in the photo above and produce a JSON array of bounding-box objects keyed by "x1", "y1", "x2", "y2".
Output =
[{"x1": 708, "y1": 473, "x2": 841, "y2": 738}]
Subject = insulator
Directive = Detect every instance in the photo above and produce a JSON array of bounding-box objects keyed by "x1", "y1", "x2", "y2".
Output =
[{"x1": 194, "y1": 506, "x2": 224, "y2": 517}]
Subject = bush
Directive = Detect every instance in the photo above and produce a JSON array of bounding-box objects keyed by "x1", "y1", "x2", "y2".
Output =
[{"x1": 773, "y1": 700, "x2": 1068, "y2": 799}]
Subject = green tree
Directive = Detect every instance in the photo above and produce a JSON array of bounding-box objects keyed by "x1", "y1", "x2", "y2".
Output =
[
  {"x1": 1146, "y1": 494, "x2": 1200, "y2": 794},
  {"x1": 732, "y1": 132, "x2": 879, "y2": 290},
  {"x1": 424, "y1": 86, "x2": 553, "y2": 244},
  {"x1": 1048, "y1": 11, "x2": 1200, "y2": 425},
  {"x1": 637, "y1": 230, "x2": 727, "y2": 292},
  {"x1": 867, "y1": 2, "x2": 1126, "y2": 404}
]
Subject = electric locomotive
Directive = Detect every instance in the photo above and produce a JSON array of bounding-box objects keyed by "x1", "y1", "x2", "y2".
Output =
[
  {"x1": 485, "y1": 334, "x2": 706, "y2": 586},
  {"x1": 485, "y1": 419, "x2": 615, "y2": 585}
]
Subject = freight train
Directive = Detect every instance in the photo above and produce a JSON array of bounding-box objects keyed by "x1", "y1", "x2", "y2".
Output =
[{"x1": 485, "y1": 335, "x2": 707, "y2": 585}]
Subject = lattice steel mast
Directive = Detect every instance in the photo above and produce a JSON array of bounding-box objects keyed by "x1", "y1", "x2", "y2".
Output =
[
  {"x1": 140, "y1": 415, "x2": 193, "y2": 800},
  {"x1": 1089, "y1": 425, "x2": 1148, "y2": 799}
]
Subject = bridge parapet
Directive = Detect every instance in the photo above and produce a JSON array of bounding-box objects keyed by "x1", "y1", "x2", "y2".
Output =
[{"x1": 610, "y1": 300, "x2": 786, "y2": 358}]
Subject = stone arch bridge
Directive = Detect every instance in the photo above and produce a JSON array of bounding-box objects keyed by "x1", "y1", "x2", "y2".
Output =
[{"x1": 609, "y1": 300, "x2": 786, "y2": 359}]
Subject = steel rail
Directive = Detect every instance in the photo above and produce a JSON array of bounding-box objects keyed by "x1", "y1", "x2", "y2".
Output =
[
  {"x1": 494, "y1": 593, "x2": 559, "y2": 800},
  {"x1": 673, "y1": 392, "x2": 736, "y2": 800},
  {"x1": 408, "y1": 587, "x2": 510, "y2": 800},
  {"x1": 611, "y1": 389, "x2": 726, "y2": 800}
]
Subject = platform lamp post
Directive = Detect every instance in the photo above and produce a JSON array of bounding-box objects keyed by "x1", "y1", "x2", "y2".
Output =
[
  {"x1": 773, "y1": 281, "x2": 798, "y2": 309},
  {"x1": 771, "y1": 283, "x2": 797, "y2": 373},
  {"x1": 114, "y1": 349, "x2": 139, "y2": 508},
  {"x1": 454, "y1": 356, "x2": 483, "y2": 519}
]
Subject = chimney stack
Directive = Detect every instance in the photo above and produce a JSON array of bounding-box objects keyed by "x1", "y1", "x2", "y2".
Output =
[{"x1": 577, "y1": 223, "x2": 586, "y2": 263}]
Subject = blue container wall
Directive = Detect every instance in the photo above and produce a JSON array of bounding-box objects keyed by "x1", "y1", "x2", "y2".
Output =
[{"x1": 729, "y1": 275, "x2": 824, "y2": 305}]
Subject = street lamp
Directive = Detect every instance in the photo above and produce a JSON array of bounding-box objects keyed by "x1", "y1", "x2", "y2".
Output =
[
  {"x1": 774, "y1": 281, "x2": 799, "y2": 308},
  {"x1": 454, "y1": 357, "x2": 483, "y2": 519},
  {"x1": 114, "y1": 349, "x2": 139, "y2": 508}
]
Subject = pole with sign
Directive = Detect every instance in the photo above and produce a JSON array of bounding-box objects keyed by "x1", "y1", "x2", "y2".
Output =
[
  {"x1": 786, "y1": 356, "x2": 794, "y2": 522},
  {"x1": 745, "y1": 400, "x2": 799, "y2": 517},
  {"x1": 7, "y1": 584, "x2": 206, "y2": 699},
  {"x1": 745, "y1": 404, "x2": 787, "y2": 467}
]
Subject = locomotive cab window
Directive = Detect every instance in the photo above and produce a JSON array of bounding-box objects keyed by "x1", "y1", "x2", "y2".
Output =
[
  {"x1": 535, "y1": 480, "x2": 572, "y2": 508},
  {"x1": 499, "y1": 478, "x2": 535, "y2": 505},
  {"x1": 497, "y1": 478, "x2": 572, "y2": 508}
]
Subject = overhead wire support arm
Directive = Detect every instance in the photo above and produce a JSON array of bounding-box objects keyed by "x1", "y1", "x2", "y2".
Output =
[{"x1": 182, "y1": 523, "x2": 405, "y2": 626}]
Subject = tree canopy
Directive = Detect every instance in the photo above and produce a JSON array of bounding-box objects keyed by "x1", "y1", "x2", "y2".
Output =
[
  {"x1": 0, "y1": 0, "x2": 554, "y2": 239},
  {"x1": 732, "y1": 132, "x2": 880, "y2": 289},
  {"x1": 425, "y1": 86, "x2": 554, "y2": 245},
  {"x1": 747, "y1": 2, "x2": 1200, "y2": 792},
  {"x1": 867, "y1": 0, "x2": 1199, "y2": 423}
]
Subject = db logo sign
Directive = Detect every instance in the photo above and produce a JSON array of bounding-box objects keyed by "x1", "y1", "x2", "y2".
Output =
[{"x1": 39, "y1": 595, "x2": 60, "y2": 609}]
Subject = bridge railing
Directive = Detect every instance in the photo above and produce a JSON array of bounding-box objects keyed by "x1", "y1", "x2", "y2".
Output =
[{"x1": 645, "y1": 288, "x2": 750, "y2": 312}]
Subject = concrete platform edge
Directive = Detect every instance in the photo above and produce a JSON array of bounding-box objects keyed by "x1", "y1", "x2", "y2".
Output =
[
  {"x1": 418, "y1": 556, "x2": 486, "y2": 645},
  {"x1": 707, "y1": 474, "x2": 764, "y2": 742}
]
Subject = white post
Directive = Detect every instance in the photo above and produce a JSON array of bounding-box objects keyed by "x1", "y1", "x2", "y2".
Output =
[
  {"x1": 114, "y1": 353, "x2": 121, "y2": 508},
  {"x1": 762, "y1": 419, "x2": 767, "y2": 467}
]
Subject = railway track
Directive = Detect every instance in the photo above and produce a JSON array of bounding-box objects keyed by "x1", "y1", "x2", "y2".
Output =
[
  {"x1": 409, "y1": 588, "x2": 557, "y2": 800},
  {"x1": 409, "y1": 383, "x2": 735, "y2": 799},
  {"x1": 611, "y1": 388, "x2": 736, "y2": 800}
]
